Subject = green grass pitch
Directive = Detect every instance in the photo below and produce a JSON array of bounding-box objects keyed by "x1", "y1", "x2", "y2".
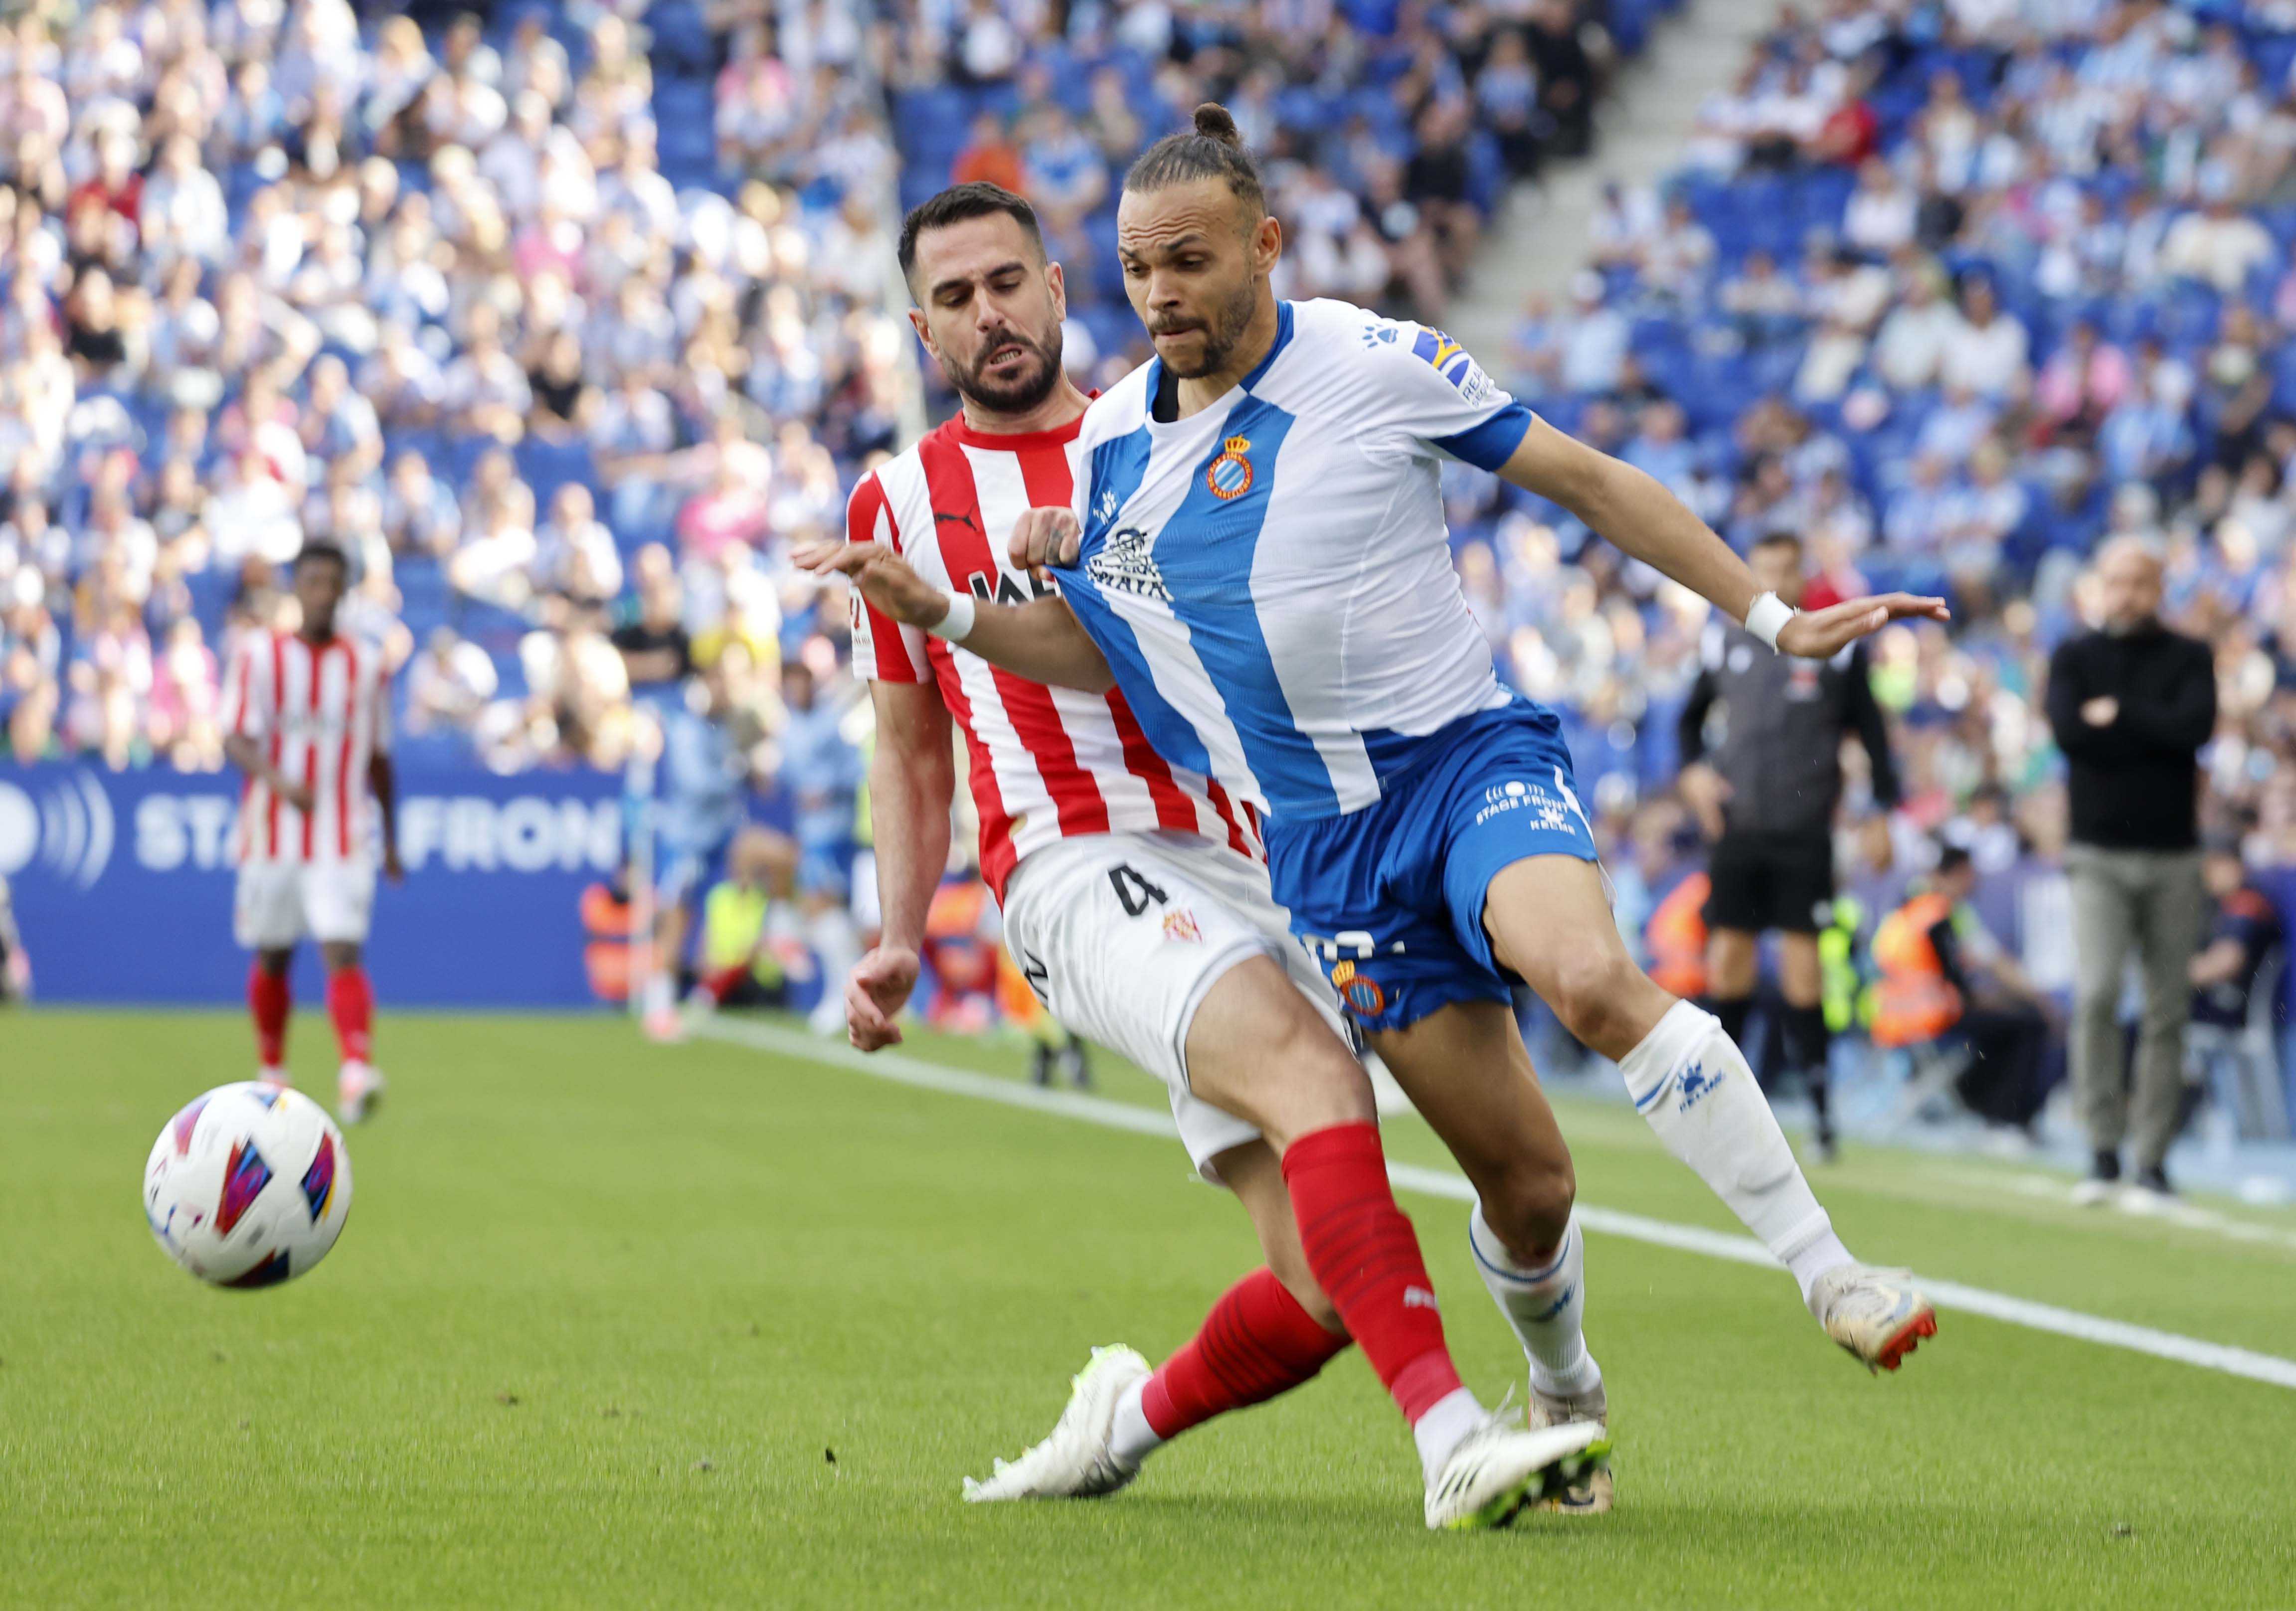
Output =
[{"x1": 4, "y1": 1008, "x2": 2294, "y2": 1609}]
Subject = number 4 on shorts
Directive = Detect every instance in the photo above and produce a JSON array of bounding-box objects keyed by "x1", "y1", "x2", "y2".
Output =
[{"x1": 1108, "y1": 864, "x2": 1168, "y2": 918}]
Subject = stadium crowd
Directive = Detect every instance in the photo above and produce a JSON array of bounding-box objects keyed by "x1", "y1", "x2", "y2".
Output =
[
  {"x1": 6, "y1": 0, "x2": 2296, "y2": 1148},
  {"x1": 0, "y1": 0, "x2": 907, "y2": 790}
]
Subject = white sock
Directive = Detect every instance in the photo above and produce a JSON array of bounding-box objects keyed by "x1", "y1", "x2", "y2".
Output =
[
  {"x1": 1468, "y1": 1207, "x2": 1601, "y2": 1399},
  {"x1": 642, "y1": 973, "x2": 675, "y2": 1017},
  {"x1": 1617, "y1": 1001, "x2": 1855, "y2": 1307},
  {"x1": 1108, "y1": 1377, "x2": 1163, "y2": 1468},
  {"x1": 1412, "y1": 1386, "x2": 1485, "y2": 1484}
]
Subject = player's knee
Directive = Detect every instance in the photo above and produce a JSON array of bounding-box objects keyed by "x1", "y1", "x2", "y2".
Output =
[
  {"x1": 1481, "y1": 1156, "x2": 1576, "y2": 1258},
  {"x1": 1257, "y1": 1006, "x2": 1375, "y2": 1147}
]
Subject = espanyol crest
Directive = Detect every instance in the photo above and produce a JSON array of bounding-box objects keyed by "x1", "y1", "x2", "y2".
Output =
[{"x1": 1205, "y1": 435, "x2": 1254, "y2": 500}]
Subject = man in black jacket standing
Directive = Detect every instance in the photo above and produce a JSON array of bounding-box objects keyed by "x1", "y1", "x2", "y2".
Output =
[
  {"x1": 1679, "y1": 532, "x2": 1901, "y2": 1161},
  {"x1": 2046, "y1": 538, "x2": 2216, "y2": 1201}
]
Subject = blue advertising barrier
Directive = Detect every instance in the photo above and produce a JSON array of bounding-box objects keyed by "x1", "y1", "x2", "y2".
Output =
[{"x1": 0, "y1": 763, "x2": 626, "y2": 1006}]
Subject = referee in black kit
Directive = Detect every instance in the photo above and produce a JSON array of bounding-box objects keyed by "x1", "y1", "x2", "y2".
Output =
[{"x1": 1677, "y1": 532, "x2": 1901, "y2": 1160}]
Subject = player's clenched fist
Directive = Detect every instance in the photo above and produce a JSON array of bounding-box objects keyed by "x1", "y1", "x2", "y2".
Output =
[
  {"x1": 1009, "y1": 505, "x2": 1081, "y2": 575},
  {"x1": 795, "y1": 540, "x2": 953, "y2": 632},
  {"x1": 846, "y1": 945, "x2": 919, "y2": 1050}
]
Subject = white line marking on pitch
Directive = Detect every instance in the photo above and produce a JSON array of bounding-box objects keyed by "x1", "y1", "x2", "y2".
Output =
[{"x1": 692, "y1": 1017, "x2": 2296, "y2": 1394}]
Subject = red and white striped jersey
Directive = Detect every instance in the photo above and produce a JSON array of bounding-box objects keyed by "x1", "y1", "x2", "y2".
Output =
[
  {"x1": 220, "y1": 628, "x2": 392, "y2": 866},
  {"x1": 846, "y1": 412, "x2": 1260, "y2": 902}
]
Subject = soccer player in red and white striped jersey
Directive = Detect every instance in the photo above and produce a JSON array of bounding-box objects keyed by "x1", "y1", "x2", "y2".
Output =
[
  {"x1": 813, "y1": 185, "x2": 1602, "y2": 1529},
  {"x1": 220, "y1": 540, "x2": 402, "y2": 1123}
]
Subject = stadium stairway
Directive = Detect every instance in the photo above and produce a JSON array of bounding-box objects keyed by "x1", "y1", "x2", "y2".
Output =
[{"x1": 1449, "y1": 0, "x2": 1778, "y2": 367}]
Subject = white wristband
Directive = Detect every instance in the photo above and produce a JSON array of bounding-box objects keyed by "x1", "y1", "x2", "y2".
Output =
[
  {"x1": 1744, "y1": 591, "x2": 1794, "y2": 651},
  {"x1": 927, "y1": 588, "x2": 976, "y2": 643}
]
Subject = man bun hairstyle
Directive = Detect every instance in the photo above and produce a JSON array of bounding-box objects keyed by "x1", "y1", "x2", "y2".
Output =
[
  {"x1": 1124, "y1": 102, "x2": 1266, "y2": 217},
  {"x1": 1192, "y1": 103, "x2": 1242, "y2": 145},
  {"x1": 898, "y1": 181, "x2": 1046, "y2": 287}
]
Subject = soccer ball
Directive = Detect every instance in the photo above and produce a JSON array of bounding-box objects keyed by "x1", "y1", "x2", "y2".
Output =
[{"x1": 144, "y1": 1083, "x2": 353, "y2": 1287}]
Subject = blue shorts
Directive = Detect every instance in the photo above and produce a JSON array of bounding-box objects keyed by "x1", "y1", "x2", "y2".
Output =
[{"x1": 1265, "y1": 701, "x2": 1599, "y2": 1032}]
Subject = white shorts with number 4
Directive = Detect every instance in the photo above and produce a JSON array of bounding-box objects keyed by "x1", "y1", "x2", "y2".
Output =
[
  {"x1": 1000, "y1": 829, "x2": 1352, "y2": 1181},
  {"x1": 234, "y1": 859, "x2": 377, "y2": 950}
]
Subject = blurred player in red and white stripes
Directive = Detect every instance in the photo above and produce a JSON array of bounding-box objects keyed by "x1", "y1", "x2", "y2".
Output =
[{"x1": 221, "y1": 540, "x2": 402, "y2": 1123}]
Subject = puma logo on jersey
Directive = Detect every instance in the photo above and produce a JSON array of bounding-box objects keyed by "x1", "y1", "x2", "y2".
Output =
[{"x1": 933, "y1": 508, "x2": 982, "y2": 534}]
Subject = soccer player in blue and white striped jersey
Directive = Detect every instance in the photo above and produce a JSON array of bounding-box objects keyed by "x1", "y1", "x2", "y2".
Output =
[{"x1": 822, "y1": 107, "x2": 1948, "y2": 1497}]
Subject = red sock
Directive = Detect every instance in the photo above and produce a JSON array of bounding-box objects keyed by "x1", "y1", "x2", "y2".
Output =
[
  {"x1": 703, "y1": 964, "x2": 748, "y2": 1004},
  {"x1": 326, "y1": 967, "x2": 374, "y2": 1065},
  {"x1": 248, "y1": 965, "x2": 289, "y2": 1068},
  {"x1": 1281, "y1": 1122, "x2": 1463, "y2": 1424},
  {"x1": 1140, "y1": 1267, "x2": 1352, "y2": 1439}
]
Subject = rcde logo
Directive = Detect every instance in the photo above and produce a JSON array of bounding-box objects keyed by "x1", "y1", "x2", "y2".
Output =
[{"x1": 0, "y1": 772, "x2": 116, "y2": 888}]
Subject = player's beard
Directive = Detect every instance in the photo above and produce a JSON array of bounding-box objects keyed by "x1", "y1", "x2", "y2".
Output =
[
  {"x1": 947, "y1": 324, "x2": 1063, "y2": 416},
  {"x1": 1158, "y1": 277, "x2": 1259, "y2": 379}
]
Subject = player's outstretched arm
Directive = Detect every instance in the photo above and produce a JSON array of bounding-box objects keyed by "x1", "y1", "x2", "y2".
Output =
[
  {"x1": 797, "y1": 539, "x2": 1116, "y2": 693},
  {"x1": 1495, "y1": 417, "x2": 1949, "y2": 655}
]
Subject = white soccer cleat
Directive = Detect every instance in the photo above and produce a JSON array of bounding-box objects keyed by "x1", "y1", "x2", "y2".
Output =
[
  {"x1": 1810, "y1": 1262, "x2": 1937, "y2": 1374},
  {"x1": 337, "y1": 1061, "x2": 386, "y2": 1125},
  {"x1": 1527, "y1": 1379, "x2": 1614, "y2": 1514},
  {"x1": 962, "y1": 1345, "x2": 1151, "y2": 1503},
  {"x1": 1424, "y1": 1412, "x2": 1610, "y2": 1531}
]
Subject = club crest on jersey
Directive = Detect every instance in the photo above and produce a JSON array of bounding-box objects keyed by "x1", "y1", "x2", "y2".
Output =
[
  {"x1": 1161, "y1": 908, "x2": 1202, "y2": 944},
  {"x1": 1205, "y1": 436, "x2": 1254, "y2": 500},
  {"x1": 1330, "y1": 959, "x2": 1388, "y2": 1018}
]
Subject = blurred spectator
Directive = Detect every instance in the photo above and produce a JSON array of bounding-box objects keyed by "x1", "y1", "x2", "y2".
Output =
[
  {"x1": 406, "y1": 625, "x2": 500, "y2": 737},
  {"x1": 381, "y1": 451, "x2": 461, "y2": 561},
  {"x1": 641, "y1": 658, "x2": 750, "y2": 1039},
  {"x1": 774, "y1": 658, "x2": 863, "y2": 1034},
  {"x1": 1874, "y1": 845, "x2": 2055, "y2": 1136},
  {"x1": 613, "y1": 551, "x2": 694, "y2": 691},
  {"x1": 536, "y1": 483, "x2": 624, "y2": 607},
  {"x1": 951, "y1": 110, "x2": 1023, "y2": 193},
  {"x1": 2186, "y1": 836, "x2": 2290, "y2": 1143}
]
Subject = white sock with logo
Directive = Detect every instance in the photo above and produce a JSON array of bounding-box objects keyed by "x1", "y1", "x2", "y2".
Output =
[
  {"x1": 1468, "y1": 1207, "x2": 1601, "y2": 1399},
  {"x1": 1617, "y1": 1001, "x2": 1852, "y2": 1310}
]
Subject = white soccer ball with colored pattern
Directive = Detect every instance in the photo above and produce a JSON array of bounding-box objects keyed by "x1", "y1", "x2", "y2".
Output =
[{"x1": 144, "y1": 1083, "x2": 353, "y2": 1287}]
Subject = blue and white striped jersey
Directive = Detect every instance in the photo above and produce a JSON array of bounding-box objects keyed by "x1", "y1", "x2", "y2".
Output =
[{"x1": 1055, "y1": 298, "x2": 1537, "y2": 821}]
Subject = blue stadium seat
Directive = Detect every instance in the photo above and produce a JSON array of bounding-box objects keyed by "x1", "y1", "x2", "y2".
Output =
[{"x1": 646, "y1": 0, "x2": 717, "y2": 76}]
